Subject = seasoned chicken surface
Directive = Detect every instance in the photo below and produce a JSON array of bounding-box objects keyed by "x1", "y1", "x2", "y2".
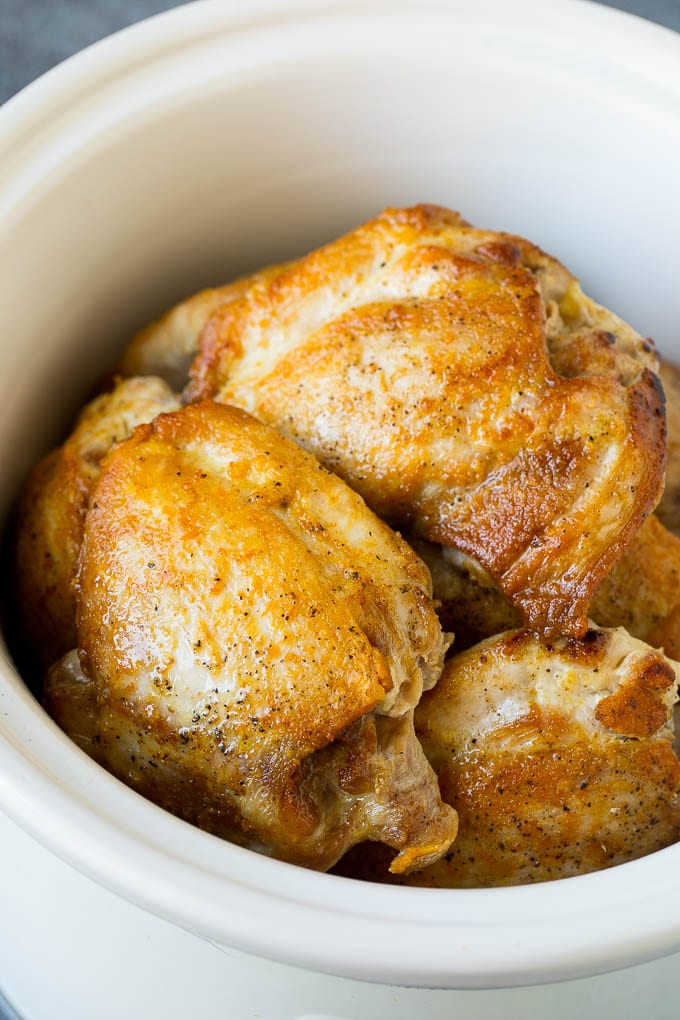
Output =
[
  {"x1": 14, "y1": 376, "x2": 180, "y2": 669},
  {"x1": 116, "y1": 264, "x2": 284, "y2": 390},
  {"x1": 592, "y1": 515, "x2": 680, "y2": 659},
  {"x1": 657, "y1": 358, "x2": 680, "y2": 534},
  {"x1": 543, "y1": 275, "x2": 658, "y2": 387},
  {"x1": 45, "y1": 401, "x2": 457, "y2": 873},
  {"x1": 417, "y1": 514, "x2": 680, "y2": 658},
  {"x1": 337, "y1": 627, "x2": 680, "y2": 886},
  {"x1": 186, "y1": 204, "x2": 665, "y2": 637}
]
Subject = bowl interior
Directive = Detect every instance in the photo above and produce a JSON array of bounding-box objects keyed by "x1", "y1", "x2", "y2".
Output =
[{"x1": 1, "y1": 0, "x2": 679, "y2": 989}]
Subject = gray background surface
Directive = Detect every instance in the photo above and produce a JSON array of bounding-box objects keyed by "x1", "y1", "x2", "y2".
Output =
[
  {"x1": 1, "y1": 0, "x2": 679, "y2": 1018},
  {"x1": 1, "y1": 0, "x2": 680, "y2": 104}
]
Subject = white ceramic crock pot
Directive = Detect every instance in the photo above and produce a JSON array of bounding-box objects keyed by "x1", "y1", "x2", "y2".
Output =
[{"x1": 1, "y1": 1, "x2": 680, "y2": 1016}]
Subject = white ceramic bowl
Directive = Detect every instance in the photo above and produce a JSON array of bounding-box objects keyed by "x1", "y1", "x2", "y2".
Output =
[{"x1": 1, "y1": 0, "x2": 680, "y2": 993}]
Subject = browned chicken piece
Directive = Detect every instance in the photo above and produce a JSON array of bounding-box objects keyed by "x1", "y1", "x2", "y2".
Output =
[
  {"x1": 592, "y1": 514, "x2": 680, "y2": 659},
  {"x1": 417, "y1": 515, "x2": 680, "y2": 658},
  {"x1": 45, "y1": 401, "x2": 457, "y2": 873},
  {"x1": 185, "y1": 204, "x2": 665, "y2": 638},
  {"x1": 14, "y1": 377, "x2": 180, "y2": 670},
  {"x1": 116, "y1": 264, "x2": 284, "y2": 390},
  {"x1": 117, "y1": 234, "x2": 653, "y2": 395},
  {"x1": 337, "y1": 626, "x2": 680, "y2": 886},
  {"x1": 656, "y1": 358, "x2": 680, "y2": 534}
]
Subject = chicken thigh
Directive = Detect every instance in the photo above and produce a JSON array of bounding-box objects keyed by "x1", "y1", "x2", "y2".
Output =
[
  {"x1": 338, "y1": 626, "x2": 680, "y2": 886},
  {"x1": 14, "y1": 376, "x2": 180, "y2": 669},
  {"x1": 185, "y1": 205, "x2": 665, "y2": 637},
  {"x1": 45, "y1": 401, "x2": 456, "y2": 873}
]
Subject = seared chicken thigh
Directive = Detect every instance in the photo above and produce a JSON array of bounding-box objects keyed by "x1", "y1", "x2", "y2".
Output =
[
  {"x1": 186, "y1": 205, "x2": 665, "y2": 637},
  {"x1": 119, "y1": 212, "x2": 657, "y2": 399},
  {"x1": 45, "y1": 401, "x2": 456, "y2": 873},
  {"x1": 338, "y1": 626, "x2": 680, "y2": 886},
  {"x1": 15, "y1": 376, "x2": 180, "y2": 669},
  {"x1": 415, "y1": 627, "x2": 680, "y2": 885}
]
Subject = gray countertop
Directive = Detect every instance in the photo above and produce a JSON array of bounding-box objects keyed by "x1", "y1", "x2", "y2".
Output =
[{"x1": 1, "y1": 0, "x2": 679, "y2": 1018}]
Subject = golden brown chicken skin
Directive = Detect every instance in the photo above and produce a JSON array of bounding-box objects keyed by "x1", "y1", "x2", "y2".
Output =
[
  {"x1": 45, "y1": 401, "x2": 457, "y2": 873},
  {"x1": 115, "y1": 264, "x2": 285, "y2": 390},
  {"x1": 14, "y1": 376, "x2": 180, "y2": 669},
  {"x1": 417, "y1": 514, "x2": 680, "y2": 659},
  {"x1": 185, "y1": 204, "x2": 665, "y2": 638},
  {"x1": 592, "y1": 514, "x2": 680, "y2": 659},
  {"x1": 337, "y1": 626, "x2": 680, "y2": 886}
]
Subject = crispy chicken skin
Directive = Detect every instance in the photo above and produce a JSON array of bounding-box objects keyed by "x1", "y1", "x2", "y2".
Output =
[
  {"x1": 337, "y1": 627, "x2": 680, "y2": 886},
  {"x1": 657, "y1": 358, "x2": 680, "y2": 534},
  {"x1": 185, "y1": 205, "x2": 665, "y2": 638},
  {"x1": 417, "y1": 514, "x2": 680, "y2": 659},
  {"x1": 14, "y1": 377, "x2": 180, "y2": 669},
  {"x1": 116, "y1": 264, "x2": 284, "y2": 390},
  {"x1": 45, "y1": 401, "x2": 457, "y2": 873}
]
